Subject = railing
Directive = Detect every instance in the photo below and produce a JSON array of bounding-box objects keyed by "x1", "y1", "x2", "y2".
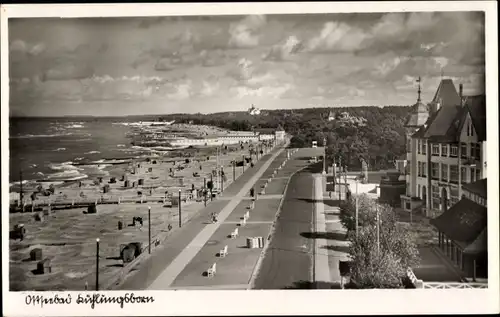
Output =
[
  {"x1": 423, "y1": 282, "x2": 487, "y2": 289},
  {"x1": 407, "y1": 268, "x2": 487, "y2": 289}
]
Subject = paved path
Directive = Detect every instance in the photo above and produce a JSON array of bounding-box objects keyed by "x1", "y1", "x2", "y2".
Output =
[
  {"x1": 313, "y1": 174, "x2": 331, "y2": 287},
  {"x1": 323, "y1": 183, "x2": 350, "y2": 287},
  {"x1": 252, "y1": 154, "x2": 324, "y2": 289},
  {"x1": 147, "y1": 146, "x2": 286, "y2": 290}
]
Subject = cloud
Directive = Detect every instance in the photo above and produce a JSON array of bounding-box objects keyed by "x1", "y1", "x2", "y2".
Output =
[
  {"x1": 229, "y1": 15, "x2": 267, "y2": 48},
  {"x1": 10, "y1": 39, "x2": 46, "y2": 56},
  {"x1": 306, "y1": 21, "x2": 370, "y2": 53},
  {"x1": 263, "y1": 35, "x2": 303, "y2": 61},
  {"x1": 43, "y1": 64, "x2": 94, "y2": 81},
  {"x1": 10, "y1": 39, "x2": 27, "y2": 52}
]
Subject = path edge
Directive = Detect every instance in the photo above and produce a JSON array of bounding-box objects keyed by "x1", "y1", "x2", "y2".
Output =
[{"x1": 247, "y1": 150, "x2": 309, "y2": 289}]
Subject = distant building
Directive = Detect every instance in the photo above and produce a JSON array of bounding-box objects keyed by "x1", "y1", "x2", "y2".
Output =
[
  {"x1": 430, "y1": 178, "x2": 487, "y2": 281},
  {"x1": 328, "y1": 110, "x2": 335, "y2": 121},
  {"x1": 254, "y1": 125, "x2": 286, "y2": 142},
  {"x1": 401, "y1": 78, "x2": 487, "y2": 218},
  {"x1": 248, "y1": 104, "x2": 261, "y2": 115}
]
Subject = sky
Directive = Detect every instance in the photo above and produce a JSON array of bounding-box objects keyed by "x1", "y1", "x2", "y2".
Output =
[{"x1": 8, "y1": 12, "x2": 485, "y2": 116}]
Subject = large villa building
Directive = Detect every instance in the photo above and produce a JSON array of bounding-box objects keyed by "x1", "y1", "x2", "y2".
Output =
[{"x1": 400, "y1": 78, "x2": 487, "y2": 218}]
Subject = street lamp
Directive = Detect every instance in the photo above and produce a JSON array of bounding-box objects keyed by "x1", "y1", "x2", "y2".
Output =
[
  {"x1": 203, "y1": 177, "x2": 207, "y2": 207},
  {"x1": 178, "y1": 189, "x2": 182, "y2": 228},
  {"x1": 355, "y1": 179, "x2": 359, "y2": 239},
  {"x1": 148, "y1": 206, "x2": 151, "y2": 254},
  {"x1": 376, "y1": 206, "x2": 380, "y2": 256},
  {"x1": 95, "y1": 238, "x2": 100, "y2": 291}
]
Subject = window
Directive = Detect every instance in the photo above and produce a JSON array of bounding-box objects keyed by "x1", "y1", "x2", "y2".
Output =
[
  {"x1": 476, "y1": 168, "x2": 481, "y2": 181},
  {"x1": 470, "y1": 122, "x2": 474, "y2": 137},
  {"x1": 461, "y1": 167, "x2": 468, "y2": 184},
  {"x1": 431, "y1": 162, "x2": 439, "y2": 179},
  {"x1": 450, "y1": 165, "x2": 459, "y2": 183},
  {"x1": 422, "y1": 162, "x2": 427, "y2": 177},
  {"x1": 441, "y1": 144, "x2": 448, "y2": 157},
  {"x1": 417, "y1": 184, "x2": 421, "y2": 197},
  {"x1": 417, "y1": 140, "x2": 421, "y2": 154},
  {"x1": 407, "y1": 138, "x2": 411, "y2": 152},
  {"x1": 441, "y1": 164, "x2": 448, "y2": 182},
  {"x1": 432, "y1": 185, "x2": 440, "y2": 209},
  {"x1": 471, "y1": 168, "x2": 476, "y2": 182},
  {"x1": 432, "y1": 144, "x2": 440, "y2": 156},
  {"x1": 422, "y1": 142, "x2": 427, "y2": 155},
  {"x1": 467, "y1": 121, "x2": 471, "y2": 136},
  {"x1": 474, "y1": 143, "x2": 481, "y2": 160},
  {"x1": 450, "y1": 187, "x2": 459, "y2": 206},
  {"x1": 460, "y1": 143, "x2": 468, "y2": 158},
  {"x1": 450, "y1": 145, "x2": 458, "y2": 157},
  {"x1": 418, "y1": 161, "x2": 422, "y2": 177}
]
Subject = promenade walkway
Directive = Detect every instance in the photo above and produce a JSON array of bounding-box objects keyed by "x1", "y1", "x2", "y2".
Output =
[
  {"x1": 145, "y1": 145, "x2": 286, "y2": 289},
  {"x1": 114, "y1": 145, "x2": 286, "y2": 290}
]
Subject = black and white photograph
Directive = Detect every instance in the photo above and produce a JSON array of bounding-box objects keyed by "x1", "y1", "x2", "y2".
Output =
[{"x1": 2, "y1": 2, "x2": 498, "y2": 316}]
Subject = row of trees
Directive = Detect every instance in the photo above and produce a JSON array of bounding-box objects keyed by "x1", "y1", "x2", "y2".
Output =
[
  {"x1": 160, "y1": 106, "x2": 410, "y2": 171},
  {"x1": 340, "y1": 194, "x2": 420, "y2": 288}
]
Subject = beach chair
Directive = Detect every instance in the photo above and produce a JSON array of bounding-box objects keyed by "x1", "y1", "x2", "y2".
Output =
[
  {"x1": 231, "y1": 228, "x2": 239, "y2": 239},
  {"x1": 207, "y1": 263, "x2": 216, "y2": 277},
  {"x1": 219, "y1": 245, "x2": 228, "y2": 258}
]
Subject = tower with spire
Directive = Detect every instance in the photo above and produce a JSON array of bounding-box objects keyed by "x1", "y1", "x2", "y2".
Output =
[{"x1": 403, "y1": 76, "x2": 430, "y2": 199}]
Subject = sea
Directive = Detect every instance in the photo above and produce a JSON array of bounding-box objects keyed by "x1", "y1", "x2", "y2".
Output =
[{"x1": 8, "y1": 117, "x2": 164, "y2": 189}]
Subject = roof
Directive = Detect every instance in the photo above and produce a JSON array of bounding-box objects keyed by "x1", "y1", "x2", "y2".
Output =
[
  {"x1": 462, "y1": 178, "x2": 487, "y2": 198},
  {"x1": 465, "y1": 95, "x2": 486, "y2": 141},
  {"x1": 430, "y1": 197, "x2": 487, "y2": 245},
  {"x1": 254, "y1": 128, "x2": 276, "y2": 134},
  {"x1": 430, "y1": 79, "x2": 462, "y2": 108},
  {"x1": 411, "y1": 125, "x2": 427, "y2": 139},
  {"x1": 463, "y1": 228, "x2": 487, "y2": 254},
  {"x1": 423, "y1": 106, "x2": 463, "y2": 142},
  {"x1": 405, "y1": 100, "x2": 429, "y2": 127}
]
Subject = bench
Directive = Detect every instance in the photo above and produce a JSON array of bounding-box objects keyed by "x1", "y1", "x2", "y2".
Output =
[
  {"x1": 219, "y1": 245, "x2": 228, "y2": 258},
  {"x1": 207, "y1": 263, "x2": 217, "y2": 277},
  {"x1": 230, "y1": 228, "x2": 239, "y2": 238}
]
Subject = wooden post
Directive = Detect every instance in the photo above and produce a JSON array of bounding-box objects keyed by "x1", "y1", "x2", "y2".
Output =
[{"x1": 233, "y1": 161, "x2": 236, "y2": 182}]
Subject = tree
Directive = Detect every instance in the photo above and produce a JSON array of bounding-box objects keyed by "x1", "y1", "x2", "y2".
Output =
[{"x1": 345, "y1": 198, "x2": 420, "y2": 288}]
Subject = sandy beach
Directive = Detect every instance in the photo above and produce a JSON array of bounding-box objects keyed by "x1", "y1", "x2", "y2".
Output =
[{"x1": 9, "y1": 141, "x2": 267, "y2": 291}]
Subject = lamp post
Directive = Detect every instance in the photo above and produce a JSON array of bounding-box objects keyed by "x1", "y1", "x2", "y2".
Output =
[
  {"x1": 355, "y1": 179, "x2": 359, "y2": 239},
  {"x1": 95, "y1": 238, "x2": 100, "y2": 291},
  {"x1": 376, "y1": 206, "x2": 380, "y2": 256},
  {"x1": 203, "y1": 177, "x2": 207, "y2": 207},
  {"x1": 242, "y1": 155, "x2": 245, "y2": 173},
  {"x1": 178, "y1": 189, "x2": 182, "y2": 228},
  {"x1": 233, "y1": 161, "x2": 236, "y2": 182},
  {"x1": 210, "y1": 173, "x2": 213, "y2": 201},
  {"x1": 221, "y1": 166, "x2": 224, "y2": 193},
  {"x1": 148, "y1": 206, "x2": 151, "y2": 254}
]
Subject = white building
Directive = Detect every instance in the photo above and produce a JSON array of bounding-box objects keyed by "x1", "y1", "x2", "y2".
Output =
[{"x1": 401, "y1": 78, "x2": 487, "y2": 218}]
